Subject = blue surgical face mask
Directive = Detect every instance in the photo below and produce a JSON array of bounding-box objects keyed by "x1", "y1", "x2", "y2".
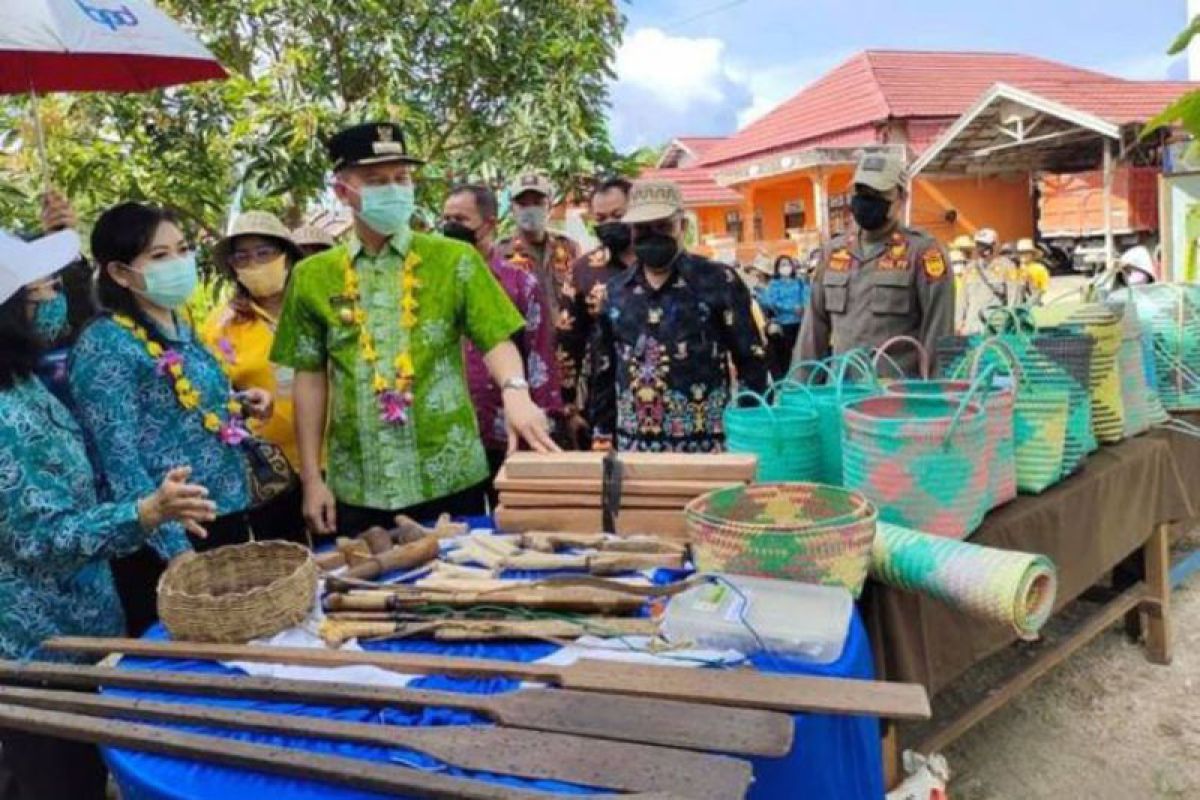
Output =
[
  {"x1": 137, "y1": 253, "x2": 199, "y2": 309},
  {"x1": 32, "y1": 292, "x2": 69, "y2": 345},
  {"x1": 357, "y1": 183, "x2": 415, "y2": 236}
]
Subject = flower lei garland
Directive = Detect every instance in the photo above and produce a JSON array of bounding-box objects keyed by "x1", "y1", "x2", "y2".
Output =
[
  {"x1": 340, "y1": 250, "x2": 422, "y2": 425},
  {"x1": 112, "y1": 315, "x2": 250, "y2": 446}
]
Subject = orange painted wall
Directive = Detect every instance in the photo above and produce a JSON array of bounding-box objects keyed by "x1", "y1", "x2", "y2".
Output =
[
  {"x1": 911, "y1": 174, "x2": 1034, "y2": 245},
  {"x1": 748, "y1": 178, "x2": 815, "y2": 240},
  {"x1": 693, "y1": 206, "x2": 734, "y2": 239}
]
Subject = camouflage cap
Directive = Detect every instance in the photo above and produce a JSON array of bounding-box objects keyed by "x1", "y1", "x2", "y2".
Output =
[
  {"x1": 853, "y1": 150, "x2": 907, "y2": 193},
  {"x1": 623, "y1": 180, "x2": 684, "y2": 224},
  {"x1": 509, "y1": 172, "x2": 554, "y2": 199}
]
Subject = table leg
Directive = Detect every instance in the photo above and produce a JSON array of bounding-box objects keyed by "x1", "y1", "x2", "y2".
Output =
[
  {"x1": 882, "y1": 721, "x2": 900, "y2": 790},
  {"x1": 1142, "y1": 523, "x2": 1173, "y2": 665}
]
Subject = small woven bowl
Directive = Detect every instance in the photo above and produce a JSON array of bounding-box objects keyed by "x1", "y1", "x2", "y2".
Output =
[{"x1": 157, "y1": 541, "x2": 317, "y2": 643}]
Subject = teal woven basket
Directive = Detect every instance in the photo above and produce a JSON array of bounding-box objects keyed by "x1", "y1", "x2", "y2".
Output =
[
  {"x1": 724, "y1": 389, "x2": 822, "y2": 483},
  {"x1": 778, "y1": 352, "x2": 882, "y2": 485}
]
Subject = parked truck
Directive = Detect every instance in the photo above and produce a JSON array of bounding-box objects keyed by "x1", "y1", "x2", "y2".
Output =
[{"x1": 1037, "y1": 166, "x2": 1159, "y2": 271}]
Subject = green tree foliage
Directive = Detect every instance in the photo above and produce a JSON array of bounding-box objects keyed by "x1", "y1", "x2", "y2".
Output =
[
  {"x1": 1144, "y1": 16, "x2": 1200, "y2": 151},
  {"x1": 0, "y1": 0, "x2": 627, "y2": 238}
]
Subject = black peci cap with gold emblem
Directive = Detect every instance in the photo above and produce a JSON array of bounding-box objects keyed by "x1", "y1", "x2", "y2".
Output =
[{"x1": 326, "y1": 122, "x2": 425, "y2": 171}]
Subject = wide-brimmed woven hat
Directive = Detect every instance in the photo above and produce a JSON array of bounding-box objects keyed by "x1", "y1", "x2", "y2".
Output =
[{"x1": 213, "y1": 211, "x2": 303, "y2": 269}]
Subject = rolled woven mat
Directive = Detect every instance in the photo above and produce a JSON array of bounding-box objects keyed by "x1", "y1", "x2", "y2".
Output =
[{"x1": 870, "y1": 522, "x2": 1058, "y2": 639}]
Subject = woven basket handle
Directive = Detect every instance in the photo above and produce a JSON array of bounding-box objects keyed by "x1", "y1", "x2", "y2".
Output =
[
  {"x1": 964, "y1": 336, "x2": 1024, "y2": 392},
  {"x1": 983, "y1": 306, "x2": 1038, "y2": 342},
  {"x1": 732, "y1": 389, "x2": 776, "y2": 423},
  {"x1": 940, "y1": 369, "x2": 991, "y2": 449},
  {"x1": 872, "y1": 335, "x2": 931, "y2": 380},
  {"x1": 835, "y1": 350, "x2": 879, "y2": 396},
  {"x1": 766, "y1": 378, "x2": 816, "y2": 406},
  {"x1": 789, "y1": 359, "x2": 835, "y2": 386}
]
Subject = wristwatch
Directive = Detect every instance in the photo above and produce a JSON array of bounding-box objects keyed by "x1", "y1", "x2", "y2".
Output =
[{"x1": 501, "y1": 376, "x2": 530, "y2": 392}]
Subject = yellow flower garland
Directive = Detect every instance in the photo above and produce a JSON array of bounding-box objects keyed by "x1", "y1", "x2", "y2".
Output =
[
  {"x1": 342, "y1": 250, "x2": 422, "y2": 412},
  {"x1": 112, "y1": 314, "x2": 248, "y2": 445}
]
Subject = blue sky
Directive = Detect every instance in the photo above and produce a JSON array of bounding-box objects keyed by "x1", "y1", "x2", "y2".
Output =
[{"x1": 609, "y1": 0, "x2": 1191, "y2": 151}]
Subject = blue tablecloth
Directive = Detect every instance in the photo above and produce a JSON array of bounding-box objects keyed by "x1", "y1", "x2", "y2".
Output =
[{"x1": 104, "y1": 525, "x2": 884, "y2": 799}]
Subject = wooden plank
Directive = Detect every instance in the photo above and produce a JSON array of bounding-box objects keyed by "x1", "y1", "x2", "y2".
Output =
[
  {"x1": 48, "y1": 637, "x2": 931, "y2": 721},
  {"x1": 318, "y1": 617, "x2": 659, "y2": 646},
  {"x1": 0, "y1": 658, "x2": 791, "y2": 757},
  {"x1": 1142, "y1": 523, "x2": 1173, "y2": 665},
  {"x1": 499, "y1": 492, "x2": 689, "y2": 510},
  {"x1": 0, "y1": 686, "x2": 750, "y2": 799},
  {"x1": 503, "y1": 452, "x2": 757, "y2": 482},
  {"x1": 916, "y1": 583, "x2": 1147, "y2": 755},
  {"x1": 494, "y1": 506, "x2": 689, "y2": 539},
  {"x1": 0, "y1": 702, "x2": 556, "y2": 800},
  {"x1": 495, "y1": 469, "x2": 735, "y2": 498}
]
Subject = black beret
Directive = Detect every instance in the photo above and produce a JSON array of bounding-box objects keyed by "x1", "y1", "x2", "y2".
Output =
[{"x1": 326, "y1": 122, "x2": 424, "y2": 171}]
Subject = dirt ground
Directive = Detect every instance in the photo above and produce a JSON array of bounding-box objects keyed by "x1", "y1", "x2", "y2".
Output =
[{"x1": 944, "y1": 576, "x2": 1200, "y2": 799}]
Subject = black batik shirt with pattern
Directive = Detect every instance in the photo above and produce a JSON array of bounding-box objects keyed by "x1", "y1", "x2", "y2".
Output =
[{"x1": 589, "y1": 252, "x2": 769, "y2": 452}]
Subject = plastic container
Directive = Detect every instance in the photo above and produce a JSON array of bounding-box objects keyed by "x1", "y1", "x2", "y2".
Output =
[{"x1": 660, "y1": 573, "x2": 853, "y2": 664}]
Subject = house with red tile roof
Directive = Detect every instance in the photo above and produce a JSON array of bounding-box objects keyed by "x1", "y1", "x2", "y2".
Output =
[{"x1": 644, "y1": 49, "x2": 1192, "y2": 263}]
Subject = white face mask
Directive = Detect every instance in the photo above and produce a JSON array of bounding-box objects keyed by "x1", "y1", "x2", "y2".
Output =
[
  {"x1": 515, "y1": 205, "x2": 548, "y2": 235},
  {"x1": 779, "y1": 267, "x2": 794, "y2": 277}
]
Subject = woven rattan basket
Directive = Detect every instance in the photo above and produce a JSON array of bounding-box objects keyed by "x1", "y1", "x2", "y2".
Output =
[
  {"x1": 157, "y1": 541, "x2": 317, "y2": 642},
  {"x1": 685, "y1": 483, "x2": 877, "y2": 596}
]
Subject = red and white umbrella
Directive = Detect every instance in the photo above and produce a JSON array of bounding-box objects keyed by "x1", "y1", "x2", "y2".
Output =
[{"x1": 0, "y1": 0, "x2": 226, "y2": 178}]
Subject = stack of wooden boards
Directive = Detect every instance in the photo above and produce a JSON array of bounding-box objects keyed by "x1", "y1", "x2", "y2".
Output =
[{"x1": 495, "y1": 452, "x2": 758, "y2": 539}]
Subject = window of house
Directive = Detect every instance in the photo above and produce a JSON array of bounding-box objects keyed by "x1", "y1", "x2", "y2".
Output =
[
  {"x1": 725, "y1": 210, "x2": 743, "y2": 243},
  {"x1": 752, "y1": 208, "x2": 764, "y2": 241},
  {"x1": 784, "y1": 200, "x2": 806, "y2": 231}
]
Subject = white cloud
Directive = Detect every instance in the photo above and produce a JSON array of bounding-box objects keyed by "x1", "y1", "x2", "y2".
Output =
[
  {"x1": 1095, "y1": 52, "x2": 1185, "y2": 81},
  {"x1": 614, "y1": 27, "x2": 730, "y2": 113},
  {"x1": 608, "y1": 26, "x2": 849, "y2": 150},
  {"x1": 726, "y1": 52, "x2": 852, "y2": 128}
]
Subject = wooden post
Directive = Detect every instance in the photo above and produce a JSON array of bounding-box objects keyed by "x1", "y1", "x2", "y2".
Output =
[
  {"x1": 1142, "y1": 523, "x2": 1173, "y2": 665},
  {"x1": 882, "y1": 721, "x2": 901, "y2": 790},
  {"x1": 1102, "y1": 139, "x2": 1116, "y2": 271}
]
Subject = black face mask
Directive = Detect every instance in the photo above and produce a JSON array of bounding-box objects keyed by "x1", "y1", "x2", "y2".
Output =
[
  {"x1": 850, "y1": 194, "x2": 892, "y2": 232},
  {"x1": 440, "y1": 221, "x2": 478, "y2": 245},
  {"x1": 635, "y1": 233, "x2": 679, "y2": 270},
  {"x1": 595, "y1": 221, "x2": 632, "y2": 255}
]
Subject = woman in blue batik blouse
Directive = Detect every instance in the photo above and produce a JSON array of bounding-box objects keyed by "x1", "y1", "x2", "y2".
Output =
[
  {"x1": 0, "y1": 227, "x2": 216, "y2": 800},
  {"x1": 757, "y1": 254, "x2": 810, "y2": 380},
  {"x1": 69, "y1": 203, "x2": 274, "y2": 637}
]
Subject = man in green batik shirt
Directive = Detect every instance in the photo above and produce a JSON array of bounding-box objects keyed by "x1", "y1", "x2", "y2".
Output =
[{"x1": 272, "y1": 122, "x2": 558, "y2": 536}]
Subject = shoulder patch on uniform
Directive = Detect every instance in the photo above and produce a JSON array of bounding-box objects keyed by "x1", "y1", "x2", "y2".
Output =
[
  {"x1": 922, "y1": 248, "x2": 947, "y2": 280},
  {"x1": 829, "y1": 248, "x2": 853, "y2": 272}
]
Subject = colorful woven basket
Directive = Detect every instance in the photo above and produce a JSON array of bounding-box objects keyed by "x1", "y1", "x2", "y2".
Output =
[
  {"x1": 944, "y1": 337, "x2": 1069, "y2": 494},
  {"x1": 841, "y1": 389, "x2": 989, "y2": 540},
  {"x1": 724, "y1": 389, "x2": 822, "y2": 482},
  {"x1": 1108, "y1": 300, "x2": 1169, "y2": 437},
  {"x1": 882, "y1": 338, "x2": 1017, "y2": 511},
  {"x1": 1110, "y1": 284, "x2": 1200, "y2": 412},
  {"x1": 685, "y1": 482, "x2": 877, "y2": 596},
  {"x1": 871, "y1": 522, "x2": 1058, "y2": 639},
  {"x1": 1032, "y1": 302, "x2": 1125, "y2": 444},
  {"x1": 942, "y1": 307, "x2": 1096, "y2": 474},
  {"x1": 778, "y1": 352, "x2": 881, "y2": 484}
]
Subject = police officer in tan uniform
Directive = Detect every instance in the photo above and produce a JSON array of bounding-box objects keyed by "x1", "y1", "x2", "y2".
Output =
[
  {"x1": 796, "y1": 151, "x2": 954, "y2": 376},
  {"x1": 496, "y1": 172, "x2": 580, "y2": 324}
]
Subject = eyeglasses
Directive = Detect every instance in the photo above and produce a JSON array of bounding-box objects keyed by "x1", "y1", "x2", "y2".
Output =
[{"x1": 229, "y1": 245, "x2": 283, "y2": 269}]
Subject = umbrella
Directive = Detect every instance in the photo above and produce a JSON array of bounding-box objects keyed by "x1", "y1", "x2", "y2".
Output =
[{"x1": 0, "y1": 0, "x2": 226, "y2": 182}]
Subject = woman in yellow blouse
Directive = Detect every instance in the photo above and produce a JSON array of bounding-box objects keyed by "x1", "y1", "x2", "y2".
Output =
[{"x1": 203, "y1": 212, "x2": 305, "y2": 467}]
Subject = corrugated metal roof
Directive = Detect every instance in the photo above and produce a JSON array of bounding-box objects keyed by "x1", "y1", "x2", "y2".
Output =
[
  {"x1": 699, "y1": 50, "x2": 1195, "y2": 168},
  {"x1": 638, "y1": 166, "x2": 741, "y2": 207}
]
